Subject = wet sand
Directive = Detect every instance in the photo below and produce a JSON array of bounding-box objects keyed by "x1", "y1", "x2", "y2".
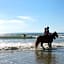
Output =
[{"x1": 0, "y1": 48, "x2": 64, "y2": 64}]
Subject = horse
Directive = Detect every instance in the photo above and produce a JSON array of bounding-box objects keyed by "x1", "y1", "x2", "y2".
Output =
[{"x1": 35, "y1": 32, "x2": 58, "y2": 49}]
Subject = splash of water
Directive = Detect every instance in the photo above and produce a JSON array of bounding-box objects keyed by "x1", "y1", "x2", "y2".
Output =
[{"x1": 0, "y1": 42, "x2": 64, "y2": 50}]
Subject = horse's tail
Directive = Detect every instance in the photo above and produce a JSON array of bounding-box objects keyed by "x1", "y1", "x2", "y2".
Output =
[{"x1": 35, "y1": 38, "x2": 39, "y2": 49}]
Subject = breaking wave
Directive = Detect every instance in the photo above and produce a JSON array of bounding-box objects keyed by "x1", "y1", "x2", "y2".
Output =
[{"x1": 0, "y1": 42, "x2": 64, "y2": 50}]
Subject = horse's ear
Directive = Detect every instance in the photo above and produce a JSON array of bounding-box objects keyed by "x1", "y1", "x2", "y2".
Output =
[
  {"x1": 55, "y1": 31, "x2": 56, "y2": 33},
  {"x1": 54, "y1": 31, "x2": 57, "y2": 34}
]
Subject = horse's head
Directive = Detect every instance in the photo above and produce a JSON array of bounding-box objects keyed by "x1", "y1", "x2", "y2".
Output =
[{"x1": 53, "y1": 32, "x2": 58, "y2": 39}]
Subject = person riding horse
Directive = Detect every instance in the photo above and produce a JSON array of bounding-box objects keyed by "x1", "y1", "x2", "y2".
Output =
[
  {"x1": 35, "y1": 27, "x2": 58, "y2": 49},
  {"x1": 35, "y1": 32, "x2": 58, "y2": 49},
  {"x1": 44, "y1": 26, "x2": 50, "y2": 36}
]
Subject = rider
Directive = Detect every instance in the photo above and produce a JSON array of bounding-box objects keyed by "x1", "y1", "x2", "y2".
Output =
[{"x1": 44, "y1": 26, "x2": 50, "y2": 35}]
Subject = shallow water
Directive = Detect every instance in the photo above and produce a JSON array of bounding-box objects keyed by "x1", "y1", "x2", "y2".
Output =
[
  {"x1": 0, "y1": 48, "x2": 64, "y2": 64},
  {"x1": 0, "y1": 34, "x2": 64, "y2": 64}
]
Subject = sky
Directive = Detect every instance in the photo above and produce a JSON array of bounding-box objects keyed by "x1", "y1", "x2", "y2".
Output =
[{"x1": 0, "y1": 0, "x2": 64, "y2": 34}]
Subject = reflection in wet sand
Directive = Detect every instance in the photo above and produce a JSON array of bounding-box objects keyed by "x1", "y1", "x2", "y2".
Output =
[{"x1": 35, "y1": 50, "x2": 56, "y2": 64}]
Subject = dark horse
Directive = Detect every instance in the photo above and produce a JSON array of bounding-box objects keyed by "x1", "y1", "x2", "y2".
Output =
[{"x1": 35, "y1": 32, "x2": 58, "y2": 49}]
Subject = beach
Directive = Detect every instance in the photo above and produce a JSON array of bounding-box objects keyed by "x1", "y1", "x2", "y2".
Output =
[
  {"x1": 0, "y1": 0, "x2": 64, "y2": 64},
  {"x1": 0, "y1": 48, "x2": 64, "y2": 64},
  {"x1": 0, "y1": 34, "x2": 64, "y2": 64}
]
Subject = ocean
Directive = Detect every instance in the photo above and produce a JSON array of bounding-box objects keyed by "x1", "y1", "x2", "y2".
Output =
[{"x1": 0, "y1": 33, "x2": 64, "y2": 64}]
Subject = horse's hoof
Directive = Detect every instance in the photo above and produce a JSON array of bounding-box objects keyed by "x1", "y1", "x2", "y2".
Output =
[{"x1": 43, "y1": 48, "x2": 45, "y2": 50}]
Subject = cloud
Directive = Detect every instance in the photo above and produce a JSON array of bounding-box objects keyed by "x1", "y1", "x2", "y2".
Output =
[
  {"x1": 18, "y1": 16, "x2": 30, "y2": 20},
  {"x1": 0, "y1": 16, "x2": 38, "y2": 33},
  {"x1": 0, "y1": 19, "x2": 26, "y2": 25},
  {"x1": 0, "y1": 19, "x2": 27, "y2": 33},
  {"x1": 0, "y1": 20, "x2": 6, "y2": 24},
  {"x1": 17, "y1": 16, "x2": 35, "y2": 21}
]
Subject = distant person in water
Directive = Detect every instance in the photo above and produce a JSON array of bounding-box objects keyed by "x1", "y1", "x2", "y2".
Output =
[{"x1": 44, "y1": 26, "x2": 50, "y2": 35}]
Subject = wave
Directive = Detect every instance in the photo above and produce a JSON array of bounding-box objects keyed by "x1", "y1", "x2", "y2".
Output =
[
  {"x1": 0, "y1": 42, "x2": 64, "y2": 50},
  {"x1": 0, "y1": 42, "x2": 35, "y2": 50},
  {"x1": 59, "y1": 34, "x2": 64, "y2": 38}
]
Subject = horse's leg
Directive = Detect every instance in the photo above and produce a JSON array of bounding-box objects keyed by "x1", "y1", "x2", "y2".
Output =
[
  {"x1": 48, "y1": 43, "x2": 52, "y2": 49},
  {"x1": 35, "y1": 39, "x2": 39, "y2": 48},
  {"x1": 41, "y1": 42, "x2": 45, "y2": 50}
]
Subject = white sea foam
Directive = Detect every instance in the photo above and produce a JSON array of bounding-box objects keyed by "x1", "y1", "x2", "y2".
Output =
[
  {"x1": 0, "y1": 42, "x2": 35, "y2": 50},
  {"x1": 0, "y1": 42, "x2": 64, "y2": 50}
]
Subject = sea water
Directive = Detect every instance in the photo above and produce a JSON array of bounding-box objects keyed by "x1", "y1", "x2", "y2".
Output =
[{"x1": 0, "y1": 34, "x2": 64, "y2": 64}]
